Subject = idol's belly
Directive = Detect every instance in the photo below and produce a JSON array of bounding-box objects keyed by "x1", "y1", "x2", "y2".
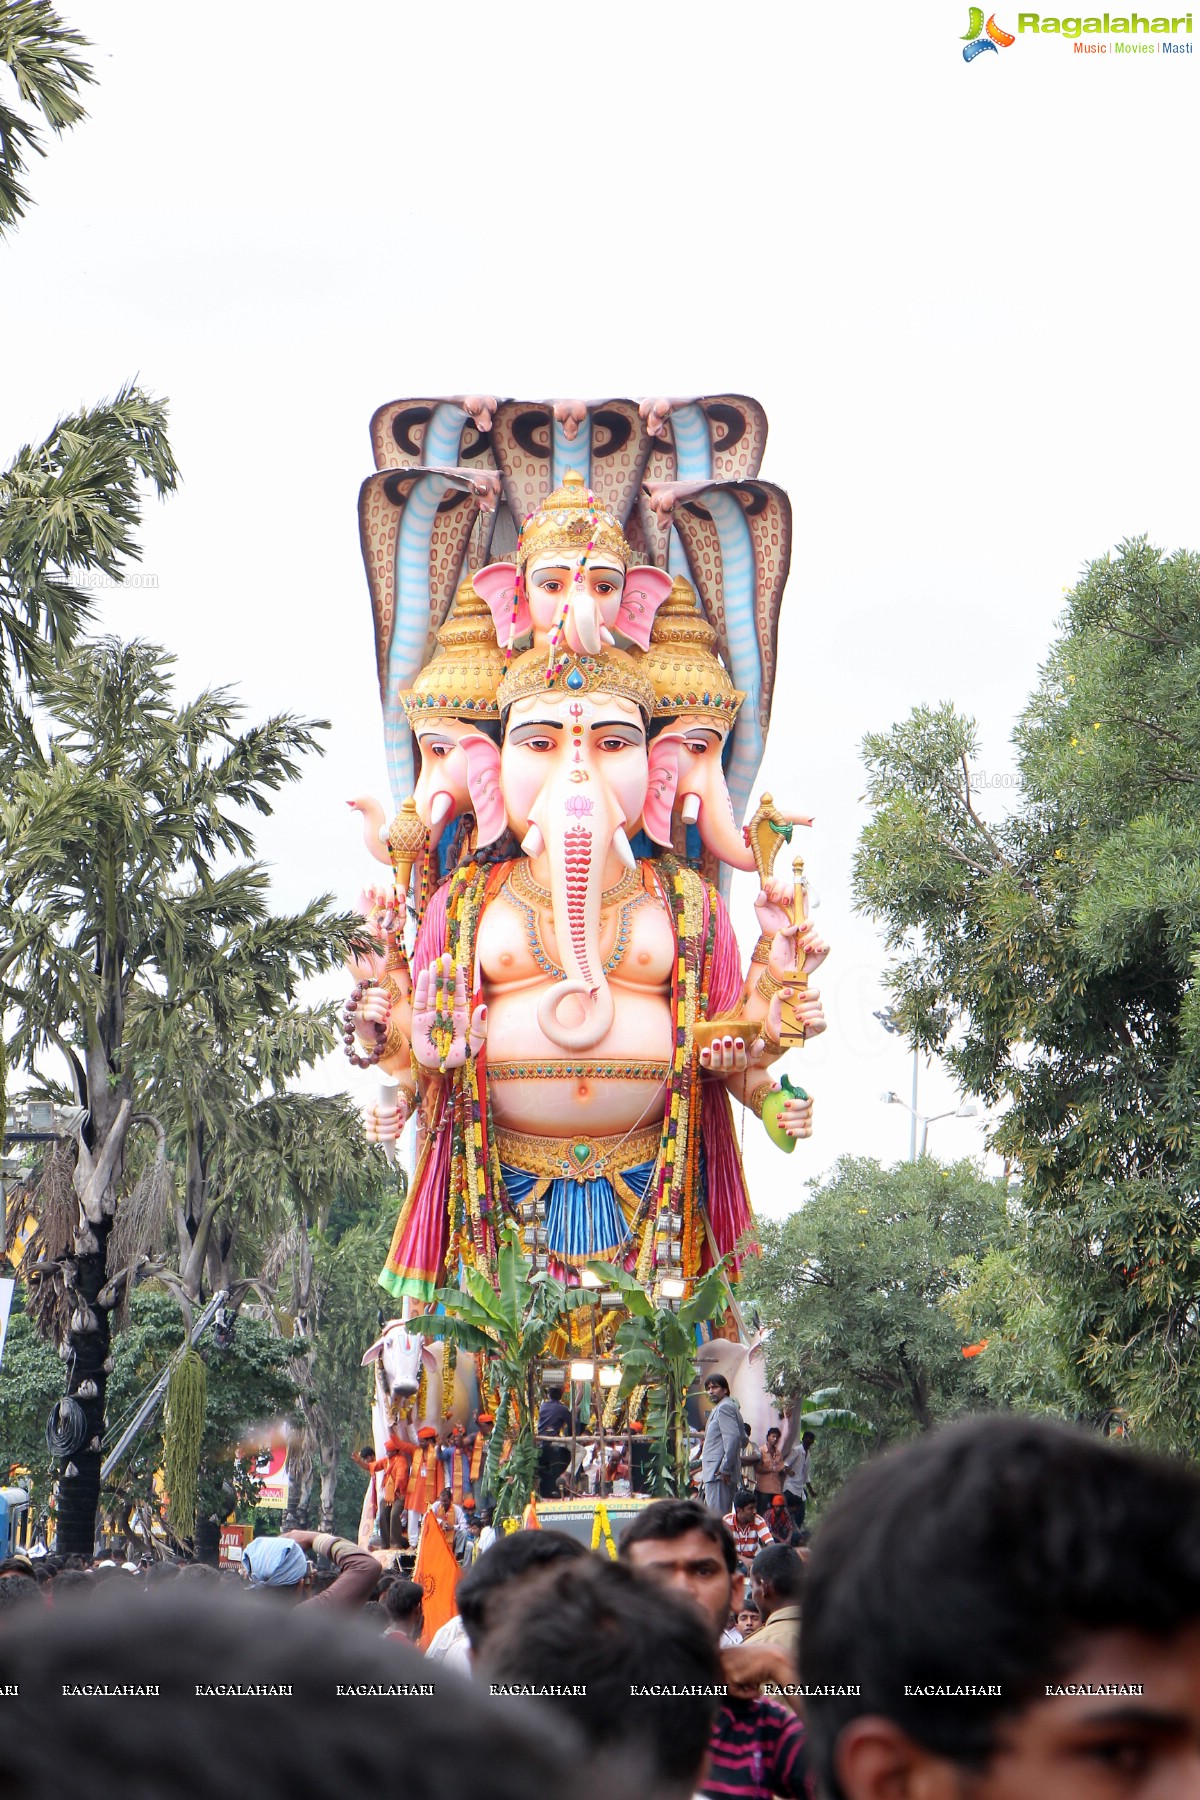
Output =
[{"x1": 483, "y1": 984, "x2": 674, "y2": 1139}]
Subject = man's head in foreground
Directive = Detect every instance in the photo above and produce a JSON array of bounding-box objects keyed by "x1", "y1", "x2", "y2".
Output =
[
  {"x1": 0, "y1": 1584, "x2": 613, "y2": 1800},
  {"x1": 480, "y1": 1555, "x2": 722, "y2": 1798},
  {"x1": 750, "y1": 1543, "x2": 804, "y2": 1623},
  {"x1": 456, "y1": 1528, "x2": 588, "y2": 1656},
  {"x1": 619, "y1": 1499, "x2": 737, "y2": 1635},
  {"x1": 801, "y1": 1414, "x2": 1200, "y2": 1800},
  {"x1": 382, "y1": 1577, "x2": 425, "y2": 1642}
]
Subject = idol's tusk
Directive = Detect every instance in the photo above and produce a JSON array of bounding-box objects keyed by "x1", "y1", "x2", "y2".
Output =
[
  {"x1": 680, "y1": 794, "x2": 701, "y2": 825},
  {"x1": 430, "y1": 792, "x2": 455, "y2": 827},
  {"x1": 521, "y1": 822, "x2": 546, "y2": 857},
  {"x1": 612, "y1": 826, "x2": 636, "y2": 870},
  {"x1": 599, "y1": 627, "x2": 616, "y2": 645}
]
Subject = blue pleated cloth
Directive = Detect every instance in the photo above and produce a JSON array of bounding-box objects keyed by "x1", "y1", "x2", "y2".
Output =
[{"x1": 500, "y1": 1159, "x2": 657, "y2": 1265}]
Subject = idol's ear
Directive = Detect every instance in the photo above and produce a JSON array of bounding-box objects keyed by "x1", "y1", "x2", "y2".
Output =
[
  {"x1": 474, "y1": 563, "x2": 530, "y2": 646},
  {"x1": 616, "y1": 566, "x2": 674, "y2": 650},
  {"x1": 643, "y1": 733, "x2": 684, "y2": 846},
  {"x1": 461, "y1": 733, "x2": 505, "y2": 845},
  {"x1": 421, "y1": 1343, "x2": 439, "y2": 1375}
]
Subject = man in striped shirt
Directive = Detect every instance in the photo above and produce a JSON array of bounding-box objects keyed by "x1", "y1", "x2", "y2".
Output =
[
  {"x1": 621, "y1": 1499, "x2": 807, "y2": 1800},
  {"x1": 723, "y1": 1490, "x2": 776, "y2": 1566}
]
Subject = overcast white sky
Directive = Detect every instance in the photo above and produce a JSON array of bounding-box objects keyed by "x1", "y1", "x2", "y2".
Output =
[{"x1": 3, "y1": 2, "x2": 1197, "y2": 1216}]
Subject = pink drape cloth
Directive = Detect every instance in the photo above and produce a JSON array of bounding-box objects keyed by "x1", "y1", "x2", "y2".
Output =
[{"x1": 700, "y1": 889, "x2": 757, "y2": 1268}]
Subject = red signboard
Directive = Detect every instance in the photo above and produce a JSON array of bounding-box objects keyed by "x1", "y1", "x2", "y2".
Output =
[{"x1": 219, "y1": 1523, "x2": 248, "y2": 1569}]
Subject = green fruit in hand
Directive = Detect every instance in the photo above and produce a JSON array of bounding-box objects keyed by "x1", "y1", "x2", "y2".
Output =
[{"x1": 761, "y1": 1074, "x2": 809, "y2": 1154}]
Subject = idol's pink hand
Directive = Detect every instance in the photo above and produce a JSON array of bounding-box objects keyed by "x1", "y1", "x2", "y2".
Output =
[
  {"x1": 412, "y1": 954, "x2": 487, "y2": 1070},
  {"x1": 778, "y1": 1094, "x2": 815, "y2": 1139},
  {"x1": 699, "y1": 1034, "x2": 747, "y2": 1075},
  {"x1": 364, "y1": 1091, "x2": 410, "y2": 1145}
]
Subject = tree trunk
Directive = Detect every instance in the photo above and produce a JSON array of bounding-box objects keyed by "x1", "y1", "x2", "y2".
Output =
[
  {"x1": 284, "y1": 1426, "x2": 312, "y2": 1529},
  {"x1": 54, "y1": 1213, "x2": 114, "y2": 1554},
  {"x1": 315, "y1": 1414, "x2": 340, "y2": 1533},
  {"x1": 55, "y1": 1033, "x2": 131, "y2": 1556}
]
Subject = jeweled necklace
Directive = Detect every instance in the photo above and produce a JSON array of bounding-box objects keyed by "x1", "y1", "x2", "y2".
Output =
[
  {"x1": 508, "y1": 859, "x2": 644, "y2": 912},
  {"x1": 501, "y1": 876, "x2": 649, "y2": 980}
]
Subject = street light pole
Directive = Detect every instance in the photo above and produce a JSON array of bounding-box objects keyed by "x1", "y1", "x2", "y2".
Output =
[
  {"x1": 909, "y1": 1043, "x2": 918, "y2": 1164},
  {"x1": 881, "y1": 1093, "x2": 979, "y2": 1156},
  {"x1": 874, "y1": 1010, "x2": 919, "y2": 1163}
]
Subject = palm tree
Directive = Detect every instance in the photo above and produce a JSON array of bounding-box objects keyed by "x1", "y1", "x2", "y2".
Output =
[
  {"x1": 127, "y1": 885, "x2": 371, "y2": 1307},
  {"x1": 0, "y1": 1, "x2": 93, "y2": 235},
  {"x1": 0, "y1": 636, "x2": 357, "y2": 1553},
  {"x1": 0, "y1": 386, "x2": 179, "y2": 722}
]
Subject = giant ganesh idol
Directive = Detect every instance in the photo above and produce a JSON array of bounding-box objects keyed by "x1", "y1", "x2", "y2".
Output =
[{"x1": 344, "y1": 397, "x2": 826, "y2": 1447}]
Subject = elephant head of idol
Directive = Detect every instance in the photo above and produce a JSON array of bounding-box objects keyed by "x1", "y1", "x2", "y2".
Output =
[
  {"x1": 473, "y1": 470, "x2": 673, "y2": 660},
  {"x1": 396, "y1": 577, "x2": 506, "y2": 856},
  {"x1": 638, "y1": 575, "x2": 759, "y2": 870},
  {"x1": 464, "y1": 647, "x2": 668, "y2": 1052}
]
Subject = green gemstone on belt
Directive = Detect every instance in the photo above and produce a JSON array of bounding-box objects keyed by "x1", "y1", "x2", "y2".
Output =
[{"x1": 570, "y1": 1143, "x2": 592, "y2": 1167}]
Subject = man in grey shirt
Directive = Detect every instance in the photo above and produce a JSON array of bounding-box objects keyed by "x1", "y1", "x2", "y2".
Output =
[{"x1": 700, "y1": 1374, "x2": 744, "y2": 1517}]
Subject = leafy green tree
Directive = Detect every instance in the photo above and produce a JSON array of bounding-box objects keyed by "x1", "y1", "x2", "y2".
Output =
[
  {"x1": 0, "y1": 637, "x2": 364, "y2": 1552},
  {"x1": 744, "y1": 1158, "x2": 1012, "y2": 1451},
  {"x1": 305, "y1": 1198, "x2": 399, "y2": 1537},
  {"x1": 943, "y1": 1208, "x2": 1102, "y2": 1424},
  {"x1": 0, "y1": 1, "x2": 91, "y2": 234},
  {"x1": 248, "y1": 1118, "x2": 396, "y2": 1532},
  {"x1": 853, "y1": 539, "x2": 1200, "y2": 1453},
  {"x1": 0, "y1": 1287, "x2": 298, "y2": 1546}
]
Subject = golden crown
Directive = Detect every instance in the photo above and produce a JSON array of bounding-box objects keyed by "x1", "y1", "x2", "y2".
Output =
[
  {"x1": 641, "y1": 575, "x2": 744, "y2": 721},
  {"x1": 517, "y1": 468, "x2": 633, "y2": 573},
  {"x1": 496, "y1": 646, "x2": 656, "y2": 721},
  {"x1": 397, "y1": 577, "x2": 506, "y2": 721}
]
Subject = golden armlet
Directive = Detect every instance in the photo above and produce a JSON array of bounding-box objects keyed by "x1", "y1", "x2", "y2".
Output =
[{"x1": 746, "y1": 1084, "x2": 778, "y2": 1121}]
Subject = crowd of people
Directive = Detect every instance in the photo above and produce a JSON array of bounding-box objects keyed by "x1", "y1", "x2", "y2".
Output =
[{"x1": 4, "y1": 1414, "x2": 1200, "y2": 1799}]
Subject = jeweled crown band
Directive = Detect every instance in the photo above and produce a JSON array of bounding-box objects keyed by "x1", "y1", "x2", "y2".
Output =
[{"x1": 497, "y1": 647, "x2": 656, "y2": 720}]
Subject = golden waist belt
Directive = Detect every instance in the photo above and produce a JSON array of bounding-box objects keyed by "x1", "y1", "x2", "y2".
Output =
[
  {"x1": 487, "y1": 1058, "x2": 670, "y2": 1083},
  {"x1": 493, "y1": 1121, "x2": 663, "y2": 1180}
]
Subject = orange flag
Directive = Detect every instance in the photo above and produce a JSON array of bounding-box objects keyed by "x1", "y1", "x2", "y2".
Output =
[
  {"x1": 413, "y1": 1510, "x2": 461, "y2": 1650},
  {"x1": 962, "y1": 1339, "x2": 989, "y2": 1359},
  {"x1": 521, "y1": 1495, "x2": 541, "y2": 1530}
]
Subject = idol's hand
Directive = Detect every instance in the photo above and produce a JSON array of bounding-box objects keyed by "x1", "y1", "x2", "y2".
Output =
[
  {"x1": 790, "y1": 987, "x2": 826, "y2": 1040},
  {"x1": 412, "y1": 953, "x2": 487, "y2": 1071},
  {"x1": 348, "y1": 885, "x2": 406, "y2": 983},
  {"x1": 778, "y1": 1092, "x2": 815, "y2": 1139},
  {"x1": 757, "y1": 909, "x2": 830, "y2": 987},
  {"x1": 749, "y1": 991, "x2": 790, "y2": 1065},
  {"x1": 699, "y1": 1033, "x2": 747, "y2": 1075},
  {"x1": 357, "y1": 984, "x2": 394, "y2": 1029},
  {"x1": 364, "y1": 1089, "x2": 410, "y2": 1145}
]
